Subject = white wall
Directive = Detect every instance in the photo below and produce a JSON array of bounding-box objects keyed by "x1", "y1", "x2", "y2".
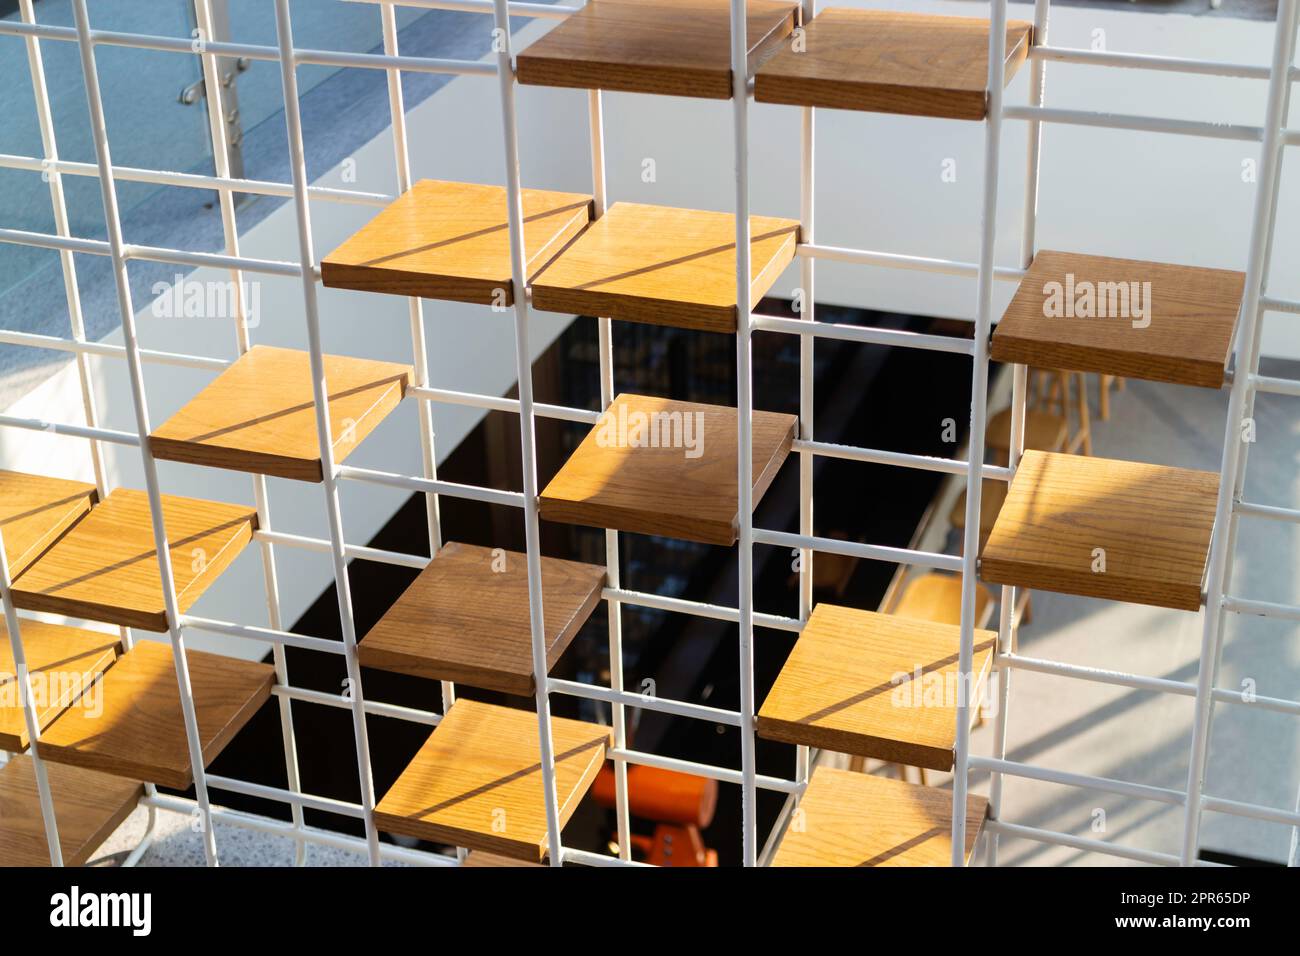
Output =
[{"x1": 3, "y1": 2, "x2": 1295, "y2": 659}]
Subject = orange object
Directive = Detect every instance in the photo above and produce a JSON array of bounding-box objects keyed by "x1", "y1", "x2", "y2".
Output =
[{"x1": 592, "y1": 765, "x2": 719, "y2": 866}]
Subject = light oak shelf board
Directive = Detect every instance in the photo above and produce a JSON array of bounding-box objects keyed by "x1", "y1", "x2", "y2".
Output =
[
  {"x1": 375, "y1": 698, "x2": 611, "y2": 862},
  {"x1": 150, "y1": 345, "x2": 410, "y2": 482},
  {"x1": 516, "y1": 0, "x2": 798, "y2": 100},
  {"x1": 360, "y1": 541, "x2": 605, "y2": 696},
  {"x1": 320, "y1": 179, "x2": 593, "y2": 305},
  {"x1": 11, "y1": 489, "x2": 258, "y2": 632},
  {"x1": 757, "y1": 604, "x2": 995, "y2": 770},
  {"x1": 754, "y1": 8, "x2": 1033, "y2": 120},
  {"x1": 539, "y1": 393, "x2": 797, "y2": 546},
  {"x1": 0, "y1": 470, "x2": 97, "y2": 579},
  {"x1": 890, "y1": 572, "x2": 994, "y2": 629},
  {"x1": 991, "y1": 251, "x2": 1246, "y2": 388},
  {"x1": 771, "y1": 766, "x2": 987, "y2": 866},
  {"x1": 980, "y1": 450, "x2": 1219, "y2": 611},
  {"x1": 35, "y1": 640, "x2": 275, "y2": 790},
  {"x1": 0, "y1": 755, "x2": 143, "y2": 867},
  {"x1": 531, "y1": 202, "x2": 799, "y2": 333},
  {"x1": 0, "y1": 619, "x2": 121, "y2": 751},
  {"x1": 986, "y1": 407, "x2": 1068, "y2": 454}
]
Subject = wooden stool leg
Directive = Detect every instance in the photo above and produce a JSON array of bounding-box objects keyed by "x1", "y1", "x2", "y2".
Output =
[{"x1": 1099, "y1": 374, "x2": 1111, "y2": 421}]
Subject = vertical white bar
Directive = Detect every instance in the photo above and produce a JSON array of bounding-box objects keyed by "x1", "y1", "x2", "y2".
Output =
[
  {"x1": 489, "y1": 0, "x2": 565, "y2": 866},
  {"x1": 70, "y1": 0, "x2": 220, "y2": 866},
  {"x1": 729, "y1": 0, "x2": 758, "y2": 867},
  {"x1": 271, "y1": 0, "x2": 383, "y2": 866},
  {"x1": 953, "y1": 0, "x2": 1009, "y2": 866},
  {"x1": 194, "y1": 0, "x2": 307, "y2": 866},
  {"x1": 587, "y1": 87, "x2": 632, "y2": 861},
  {"x1": 1181, "y1": 0, "x2": 1298, "y2": 866}
]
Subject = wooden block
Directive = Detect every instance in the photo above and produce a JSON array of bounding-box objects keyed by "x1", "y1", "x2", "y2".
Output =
[
  {"x1": 986, "y1": 407, "x2": 1068, "y2": 453},
  {"x1": 991, "y1": 251, "x2": 1245, "y2": 388},
  {"x1": 980, "y1": 450, "x2": 1219, "y2": 611},
  {"x1": 757, "y1": 605, "x2": 995, "y2": 770},
  {"x1": 150, "y1": 345, "x2": 411, "y2": 482},
  {"x1": 10, "y1": 488, "x2": 259, "y2": 632},
  {"x1": 530, "y1": 202, "x2": 799, "y2": 333},
  {"x1": 374, "y1": 698, "x2": 611, "y2": 862},
  {"x1": 320, "y1": 180, "x2": 593, "y2": 305},
  {"x1": 360, "y1": 541, "x2": 606, "y2": 696},
  {"x1": 0, "y1": 470, "x2": 97, "y2": 578},
  {"x1": 948, "y1": 479, "x2": 1009, "y2": 540},
  {"x1": 754, "y1": 8, "x2": 1033, "y2": 120},
  {"x1": 462, "y1": 851, "x2": 544, "y2": 868},
  {"x1": 891, "y1": 572, "x2": 994, "y2": 629},
  {"x1": 539, "y1": 393, "x2": 797, "y2": 546},
  {"x1": 771, "y1": 766, "x2": 987, "y2": 866},
  {"x1": 0, "y1": 755, "x2": 143, "y2": 867},
  {"x1": 0, "y1": 619, "x2": 120, "y2": 751},
  {"x1": 516, "y1": 0, "x2": 798, "y2": 100},
  {"x1": 35, "y1": 640, "x2": 275, "y2": 790}
]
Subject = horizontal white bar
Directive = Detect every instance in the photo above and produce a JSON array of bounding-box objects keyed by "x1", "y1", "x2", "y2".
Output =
[
  {"x1": 0, "y1": 225, "x2": 108, "y2": 256},
  {"x1": 560, "y1": 847, "x2": 653, "y2": 867},
  {"x1": 255, "y1": 528, "x2": 429, "y2": 570},
  {"x1": 608, "y1": 747, "x2": 801, "y2": 795},
  {"x1": 1250, "y1": 373, "x2": 1300, "y2": 398},
  {"x1": 970, "y1": 755, "x2": 1186, "y2": 806},
  {"x1": 0, "y1": 225, "x2": 304, "y2": 276},
  {"x1": 984, "y1": 818, "x2": 1181, "y2": 866},
  {"x1": 337, "y1": 463, "x2": 525, "y2": 508},
  {"x1": 347, "y1": 0, "x2": 579, "y2": 18},
  {"x1": 1202, "y1": 794, "x2": 1300, "y2": 828},
  {"x1": 603, "y1": 586, "x2": 801, "y2": 633},
  {"x1": 0, "y1": 329, "x2": 231, "y2": 371},
  {"x1": 548, "y1": 677, "x2": 743, "y2": 726},
  {"x1": 1235, "y1": 498, "x2": 1300, "y2": 521},
  {"x1": 180, "y1": 614, "x2": 346, "y2": 656},
  {"x1": 797, "y1": 242, "x2": 1025, "y2": 283},
  {"x1": 1004, "y1": 105, "x2": 1263, "y2": 142},
  {"x1": 1262, "y1": 294, "x2": 1300, "y2": 314},
  {"x1": 754, "y1": 527, "x2": 964, "y2": 572},
  {"x1": 206, "y1": 774, "x2": 366, "y2": 819},
  {"x1": 752, "y1": 312, "x2": 977, "y2": 356},
  {"x1": 0, "y1": 413, "x2": 140, "y2": 445},
  {"x1": 1029, "y1": 44, "x2": 1275, "y2": 81},
  {"x1": 410, "y1": 384, "x2": 602, "y2": 425},
  {"x1": 1222, "y1": 594, "x2": 1300, "y2": 622},
  {"x1": 272, "y1": 684, "x2": 442, "y2": 725},
  {"x1": 0, "y1": 152, "x2": 391, "y2": 206},
  {"x1": 794, "y1": 437, "x2": 1012, "y2": 480}
]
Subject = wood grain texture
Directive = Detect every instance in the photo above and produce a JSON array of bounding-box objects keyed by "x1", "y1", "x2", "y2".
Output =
[
  {"x1": 10, "y1": 488, "x2": 258, "y2": 632},
  {"x1": 754, "y1": 8, "x2": 1032, "y2": 120},
  {"x1": 359, "y1": 541, "x2": 605, "y2": 696},
  {"x1": 948, "y1": 478, "x2": 1009, "y2": 542},
  {"x1": 0, "y1": 619, "x2": 120, "y2": 751},
  {"x1": 150, "y1": 345, "x2": 410, "y2": 482},
  {"x1": 757, "y1": 604, "x2": 994, "y2": 770},
  {"x1": 771, "y1": 766, "x2": 987, "y2": 866},
  {"x1": 980, "y1": 450, "x2": 1219, "y2": 611},
  {"x1": 516, "y1": 0, "x2": 798, "y2": 100},
  {"x1": 991, "y1": 250, "x2": 1245, "y2": 388},
  {"x1": 461, "y1": 851, "x2": 544, "y2": 867},
  {"x1": 0, "y1": 755, "x2": 142, "y2": 867},
  {"x1": 986, "y1": 407, "x2": 1067, "y2": 453},
  {"x1": 35, "y1": 640, "x2": 274, "y2": 790},
  {"x1": 530, "y1": 202, "x2": 799, "y2": 333},
  {"x1": 374, "y1": 698, "x2": 611, "y2": 862},
  {"x1": 890, "y1": 572, "x2": 994, "y2": 629},
  {"x1": 0, "y1": 470, "x2": 97, "y2": 578},
  {"x1": 320, "y1": 180, "x2": 593, "y2": 304},
  {"x1": 539, "y1": 392, "x2": 797, "y2": 546}
]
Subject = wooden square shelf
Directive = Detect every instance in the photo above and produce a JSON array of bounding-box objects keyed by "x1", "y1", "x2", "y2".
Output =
[
  {"x1": 150, "y1": 345, "x2": 411, "y2": 482},
  {"x1": 35, "y1": 640, "x2": 275, "y2": 790},
  {"x1": 771, "y1": 766, "x2": 987, "y2": 867},
  {"x1": 0, "y1": 470, "x2": 97, "y2": 578},
  {"x1": 754, "y1": 8, "x2": 1033, "y2": 120},
  {"x1": 10, "y1": 488, "x2": 258, "y2": 632},
  {"x1": 980, "y1": 450, "x2": 1220, "y2": 611},
  {"x1": 991, "y1": 251, "x2": 1246, "y2": 388},
  {"x1": 530, "y1": 202, "x2": 800, "y2": 333},
  {"x1": 0, "y1": 619, "x2": 121, "y2": 751},
  {"x1": 757, "y1": 604, "x2": 995, "y2": 770},
  {"x1": 539, "y1": 393, "x2": 798, "y2": 546},
  {"x1": 0, "y1": 755, "x2": 143, "y2": 867},
  {"x1": 374, "y1": 698, "x2": 611, "y2": 862},
  {"x1": 320, "y1": 179, "x2": 593, "y2": 305},
  {"x1": 360, "y1": 541, "x2": 606, "y2": 696},
  {"x1": 516, "y1": 0, "x2": 798, "y2": 100},
  {"x1": 890, "y1": 572, "x2": 994, "y2": 630}
]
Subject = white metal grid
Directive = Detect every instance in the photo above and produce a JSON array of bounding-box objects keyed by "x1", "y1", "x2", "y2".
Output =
[{"x1": 0, "y1": 0, "x2": 1295, "y2": 868}]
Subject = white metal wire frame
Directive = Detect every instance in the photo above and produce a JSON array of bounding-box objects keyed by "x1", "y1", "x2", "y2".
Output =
[{"x1": 0, "y1": 0, "x2": 1295, "y2": 868}]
